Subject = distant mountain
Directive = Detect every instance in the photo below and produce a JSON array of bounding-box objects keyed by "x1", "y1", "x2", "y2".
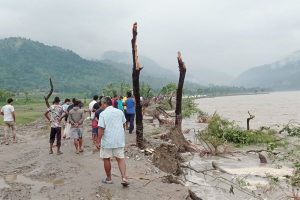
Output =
[
  {"x1": 102, "y1": 51, "x2": 233, "y2": 86},
  {"x1": 0, "y1": 37, "x2": 132, "y2": 94},
  {"x1": 102, "y1": 51, "x2": 179, "y2": 81},
  {"x1": 0, "y1": 37, "x2": 201, "y2": 94},
  {"x1": 233, "y1": 51, "x2": 300, "y2": 90},
  {"x1": 188, "y1": 67, "x2": 234, "y2": 86}
]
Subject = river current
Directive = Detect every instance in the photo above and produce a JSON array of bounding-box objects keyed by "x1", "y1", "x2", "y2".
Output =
[{"x1": 195, "y1": 91, "x2": 300, "y2": 129}]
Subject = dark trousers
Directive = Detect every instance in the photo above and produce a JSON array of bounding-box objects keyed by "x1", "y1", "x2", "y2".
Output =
[
  {"x1": 50, "y1": 127, "x2": 61, "y2": 146},
  {"x1": 127, "y1": 114, "x2": 135, "y2": 133}
]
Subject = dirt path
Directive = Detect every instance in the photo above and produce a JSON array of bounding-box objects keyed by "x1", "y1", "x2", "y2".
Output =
[{"x1": 0, "y1": 119, "x2": 188, "y2": 200}]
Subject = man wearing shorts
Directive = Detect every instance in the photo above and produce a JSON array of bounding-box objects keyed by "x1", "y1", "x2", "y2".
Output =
[
  {"x1": 1, "y1": 98, "x2": 16, "y2": 145},
  {"x1": 97, "y1": 96, "x2": 129, "y2": 186},
  {"x1": 69, "y1": 100, "x2": 85, "y2": 154},
  {"x1": 44, "y1": 97, "x2": 64, "y2": 155}
]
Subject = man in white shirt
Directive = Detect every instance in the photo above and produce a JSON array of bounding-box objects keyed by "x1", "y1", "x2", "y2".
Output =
[
  {"x1": 1, "y1": 98, "x2": 16, "y2": 145},
  {"x1": 97, "y1": 96, "x2": 129, "y2": 186},
  {"x1": 89, "y1": 95, "x2": 98, "y2": 119}
]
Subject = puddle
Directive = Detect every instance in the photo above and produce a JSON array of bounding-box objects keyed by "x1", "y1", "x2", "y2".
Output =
[
  {"x1": 0, "y1": 174, "x2": 65, "y2": 200},
  {"x1": 0, "y1": 177, "x2": 10, "y2": 189},
  {"x1": 51, "y1": 178, "x2": 64, "y2": 186}
]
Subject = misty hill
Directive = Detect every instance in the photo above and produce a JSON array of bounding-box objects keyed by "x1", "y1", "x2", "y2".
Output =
[
  {"x1": 102, "y1": 51, "x2": 180, "y2": 83},
  {"x1": 233, "y1": 51, "x2": 300, "y2": 90},
  {"x1": 102, "y1": 51, "x2": 234, "y2": 86},
  {"x1": 188, "y1": 67, "x2": 233, "y2": 86},
  {"x1": 0, "y1": 38, "x2": 200, "y2": 94}
]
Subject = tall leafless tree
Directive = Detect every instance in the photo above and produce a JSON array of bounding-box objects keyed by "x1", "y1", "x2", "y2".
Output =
[
  {"x1": 175, "y1": 52, "x2": 187, "y2": 131},
  {"x1": 131, "y1": 22, "x2": 144, "y2": 149}
]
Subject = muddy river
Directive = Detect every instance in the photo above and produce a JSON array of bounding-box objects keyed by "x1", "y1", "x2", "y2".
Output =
[{"x1": 195, "y1": 91, "x2": 300, "y2": 129}]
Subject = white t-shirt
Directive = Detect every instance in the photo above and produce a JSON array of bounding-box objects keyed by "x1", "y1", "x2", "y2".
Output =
[
  {"x1": 89, "y1": 100, "x2": 97, "y2": 119},
  {"x1": 1, "y1": 104, "x2": 15, "y2": 122}
]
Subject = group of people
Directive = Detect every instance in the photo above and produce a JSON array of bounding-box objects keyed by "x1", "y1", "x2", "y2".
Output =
[
  {"x1": 1, "y1": 92, "x2": 135, "y2": 186},
  {"x1": 44, "y1": 93, "x2": 135, "y2": 186}
]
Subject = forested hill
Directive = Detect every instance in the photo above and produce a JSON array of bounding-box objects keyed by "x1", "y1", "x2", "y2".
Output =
[
  {"x1": 233, "y1": 51, "x2": 300, "y2": 90},
  {"x1": 0, "y1": 37, "x2": 132, "y2": 93},
  {"x1": 0, "y1": 37, "x2": 196, "y2": 94}
]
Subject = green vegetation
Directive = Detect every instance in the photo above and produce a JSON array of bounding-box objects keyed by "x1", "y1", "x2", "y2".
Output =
[
  {"x1": 198, "y1": 113, "x2": 277, "y2": 148},
  {"x1": 0, "y1": 101, "x2": 44, "y2": 125},
  {"x1": 290, "y1": 162, "x2": 300, "y2": 187},
  {"x1": 0, "y1": 89, "x2": 14, "y2": 102},
  {"x1": 159, "y1": 83, "x2": 177, "y2": 95},
  {"x1": 182, "y1": 98, "x2": 201, "y2": 118},
  {"x1": 101, "y1": 82, "x2": 154, "y2": 98},
  {"x1": 191, "y1": 85, "x2": 267, "y2": 97},
  {"x1": 280, "y1": 123, "x2": 300, "y2": 137}
]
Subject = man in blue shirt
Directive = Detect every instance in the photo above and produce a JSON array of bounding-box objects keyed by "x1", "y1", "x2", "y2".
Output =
[
  {"x1": 125, "y1": 92, "x2": 135, "y2": 134},
  {"x1": 97, "y1": 96, "x2": 129, "y2": 186}
]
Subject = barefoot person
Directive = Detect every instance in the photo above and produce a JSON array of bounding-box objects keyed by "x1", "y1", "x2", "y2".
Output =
[
  {"x1": 69, "y1": 100, "x2": 85, "y2": 154},
  {"x1": 97, "y1": 96, "x2": 129, "y2": 186},
  {"x1": 44, "y1": 97, "x2": 64, "y2": 155},
  {"x1": 1, "y1": 98, "x2": 16, "y2": 145}
]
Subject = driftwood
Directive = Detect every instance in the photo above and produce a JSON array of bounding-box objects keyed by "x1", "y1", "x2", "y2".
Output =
[
  {"x1": 246, "y1": 149, "x2": 280, "y2": 155},
  {"x1": 175, "y1": 51, "x2": 186, "y2": 130},
  {"x1": 131, "y1": 22, "x2": 144, "y2": 149},
  {"x1": 247, "y1": 111, "x2": 255, "y2": 130},
  {"x1": 44, "y1": 77, "x2": 53, "y2": 108}
]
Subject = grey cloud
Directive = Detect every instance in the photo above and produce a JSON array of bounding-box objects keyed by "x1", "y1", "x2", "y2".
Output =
[{"x1": 1, "y1": 0, "x2": 300, "y2": 77}]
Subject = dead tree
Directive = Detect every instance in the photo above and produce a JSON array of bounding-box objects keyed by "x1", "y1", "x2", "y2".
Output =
[
  {"x1": 247, "y1": 111, "x2": 255, "y2": 130},
  {"x1": 131, "y1": 22, "x2": 144, "y2": 149},
  {"x1": 44, "y1": 77, "x2": 53, "y2": 108},
  {"x1": 175, "y1": 51, "x2": 187, "y2": 131}
]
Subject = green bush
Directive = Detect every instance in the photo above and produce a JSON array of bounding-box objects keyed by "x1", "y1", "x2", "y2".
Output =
[
  {"x1": 182, "y1": 98, "x2": 201, "y2": 118},
  {"x1": 199, "y1": 113, "x2": 277, "y2": 146},
  {"x1": 281, "y1": 124, "x2": 300, "y2": 137}
]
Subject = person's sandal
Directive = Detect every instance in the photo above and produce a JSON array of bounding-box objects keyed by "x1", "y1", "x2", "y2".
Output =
[
  {"x1": 49, "y1": 150, "x2": 53, "y2": 154},
  {"x1": 57, "y1": 151, "x2": 63, "y2": 155},
  {"x1": 102, "y1": 178, "x2": 113, "y2": 184},
  {"x1": 121, "y1": 178, "x2": 130, "y2": 187}
]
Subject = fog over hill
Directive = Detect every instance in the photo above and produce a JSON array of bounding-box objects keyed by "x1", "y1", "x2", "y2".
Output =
[
  {"x1": 233, "y1": 51, "x2": 300, "y2": 90},
  {"x1": 0, "y1": 37, "x2": 201, "y2": 93}
]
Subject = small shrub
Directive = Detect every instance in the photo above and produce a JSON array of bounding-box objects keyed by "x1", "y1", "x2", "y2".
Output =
[
  {"x1": 281, "y1": 124, "x2": 300, "y2": 137},
  {"x1": 290, "y1": 162, "x2": 300, "y2": 187},
  {"x1": 198, "y1": 113, "x2": 277, "y2": 147},
  {"x1": 182, "y1": 98, "x2": 201, "y2": 118}
]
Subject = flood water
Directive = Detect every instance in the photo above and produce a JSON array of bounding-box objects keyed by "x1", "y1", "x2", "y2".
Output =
[{"x1": 195, "y1": 91, "x2": 300, "y2": 129}]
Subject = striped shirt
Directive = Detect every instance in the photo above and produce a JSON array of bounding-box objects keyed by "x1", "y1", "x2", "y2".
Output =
[{"x1": 98, "y1": 106, "x2": 126, "y2": 148}]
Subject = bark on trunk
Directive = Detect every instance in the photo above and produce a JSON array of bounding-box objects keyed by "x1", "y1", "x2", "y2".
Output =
[
  {"x1": 247, "y1": 111, "x2": 255, "y2": 130},
  {"x1": 175, "y1": 52, "x2": 187, "y2": 131},
  {"x1": 131, "y1": 22, "x2": 144, "y2": 149},
  {"x1": 44, "y1": 77, "x2": 53, "y2": 108}
]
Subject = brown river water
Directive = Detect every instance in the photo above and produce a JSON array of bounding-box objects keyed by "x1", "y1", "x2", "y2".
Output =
[
  {"x1": 195, "y1": 91, "x2": 300, "y2": 129},
  {"x1": 181, "y1": 91, "x2": 300, "y2": 200}
]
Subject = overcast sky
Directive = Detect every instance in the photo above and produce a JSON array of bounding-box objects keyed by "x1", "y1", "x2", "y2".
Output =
[{"x1": 1, "y1": 0, "x2": 300, "y2": 76}]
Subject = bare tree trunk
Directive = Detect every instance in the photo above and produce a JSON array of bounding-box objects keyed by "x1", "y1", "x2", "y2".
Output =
[
  {"x1": 175, "y1": 52, "x2": 187, "y2": 131},
  {"x1": 131, "y1": 22, "x2": 144, "y2": 149},
  {"x1": 44, "y1": 77, "x2": 53, "y2": 108},
  {"x1": 247, "y1": 111, "x2": 255, "y2": 130},
  {"x1": 168, "y1": 93, "x2": 173, "y2": 109}
]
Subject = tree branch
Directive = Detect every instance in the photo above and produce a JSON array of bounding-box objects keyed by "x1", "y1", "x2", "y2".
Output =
[{"x1": 44, "y1": 77, "x2": 53, "y2": 108}]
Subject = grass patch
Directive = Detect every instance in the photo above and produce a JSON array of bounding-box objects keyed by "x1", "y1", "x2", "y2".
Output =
[
  {"x1": 0, "y1": 102, "x2": 45, "y2": 125},
  {"x1": 0, "y1": 111, "x2": 42, "y2": 125}
]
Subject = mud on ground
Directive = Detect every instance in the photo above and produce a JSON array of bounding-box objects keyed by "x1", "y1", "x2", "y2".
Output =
[{"x1": 0, "y1": 118, "x2": 189, "y2": 200}]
